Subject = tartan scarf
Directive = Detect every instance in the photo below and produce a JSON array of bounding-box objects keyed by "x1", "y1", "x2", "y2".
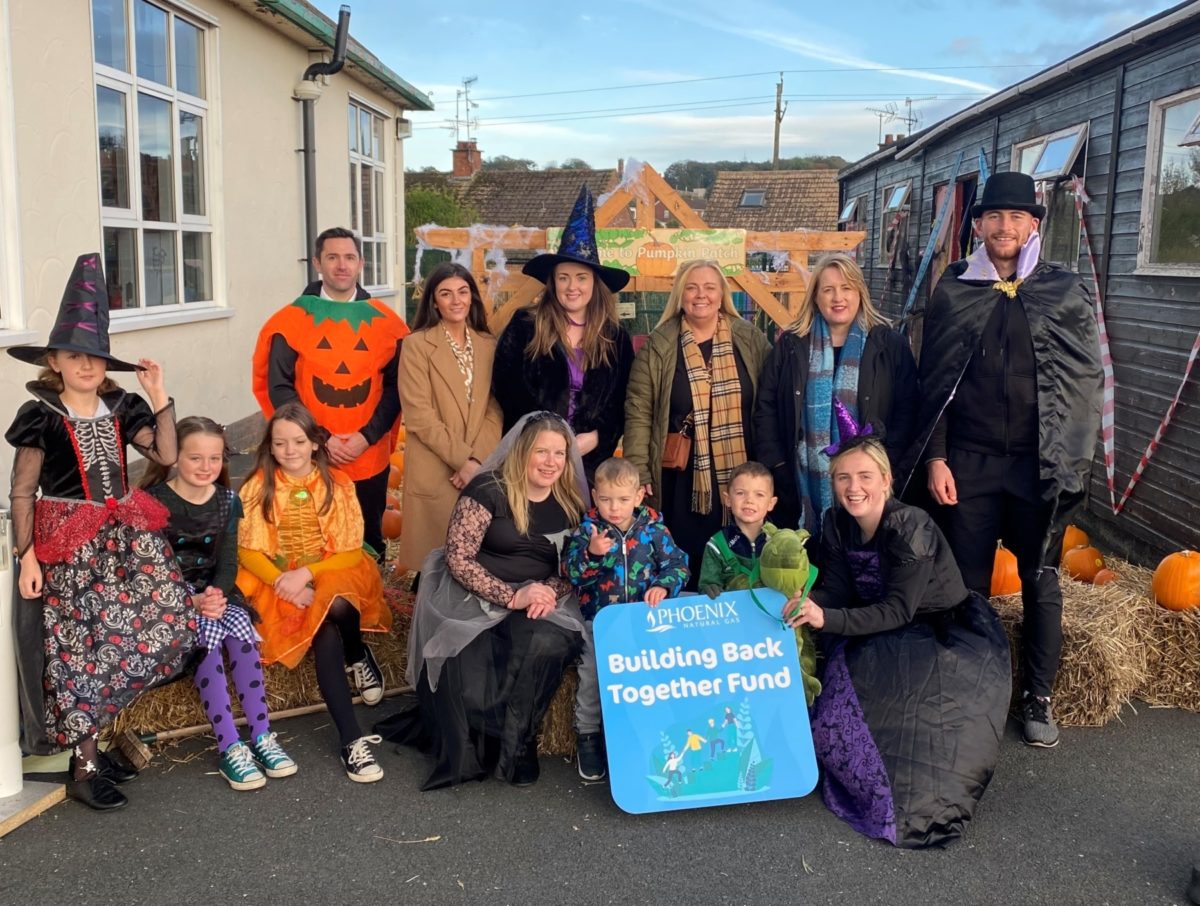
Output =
[
  {"x1": 681, "y1": 314, "x2": 746, "y2": 515},
  {"x1": 797, "y1": 317, "x2": 865, "y2": 534}
]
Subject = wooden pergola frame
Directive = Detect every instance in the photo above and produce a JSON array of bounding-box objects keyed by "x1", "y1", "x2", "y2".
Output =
[{"x1": 413, "y1": 162, "x2": 865, "y2": 331}]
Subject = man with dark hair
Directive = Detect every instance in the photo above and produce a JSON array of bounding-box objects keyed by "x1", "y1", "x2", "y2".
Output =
[
  {"x1": 908, "y1": 172, "x2": 1102, "y2": 749},
  {"x1": 252, "y1": 227, "x2": 409, "y2": 562}
]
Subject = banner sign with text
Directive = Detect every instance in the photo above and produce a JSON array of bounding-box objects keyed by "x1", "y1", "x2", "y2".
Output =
[
  {"x1": 546, "y1": 228, "x2": 746, "y2": 278},
  {"x1": 593, "y1": 588, "x2": 818, "y2": 814}
]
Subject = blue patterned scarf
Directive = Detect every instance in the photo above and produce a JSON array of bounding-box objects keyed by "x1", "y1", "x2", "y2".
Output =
[{"x1": 797, "y1": 317, "x2": 866, "y2": 533}]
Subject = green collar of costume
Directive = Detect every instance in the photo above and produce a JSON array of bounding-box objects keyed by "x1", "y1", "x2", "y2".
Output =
[{"x1": 291, "y1": 294, "x2": 383, "y2": 330}]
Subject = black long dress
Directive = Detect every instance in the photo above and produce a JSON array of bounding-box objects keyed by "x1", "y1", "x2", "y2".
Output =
[
  {"x1": 807, "y1": 499, "x2": 1010, "y2": 848},
  {"x1": 659, "y1": 336, "x2": 755, "y2": 590},
  {"x1": 376, "y1": 471, "x2": 583, "y2": 789}
]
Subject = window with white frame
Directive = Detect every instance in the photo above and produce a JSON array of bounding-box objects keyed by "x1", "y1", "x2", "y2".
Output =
[
  {"x1": 878, "y1": 181, "x2": 910, "y2": 266},
  {"x1": 92, "y1": 0, "x2": 213, "y2": 312},
  {"x1": 1012, "y1": 123, "x2": 1088, "y2": 269},
  {"x1": 1141, "y1": 87, "x2": 1200, "y2": 269},
  {"x1": 838, "y1": 194, "x2": 867, "y2": 229},
  {"x1": 348, "y1": 100, "x2": 389, "y2": 289}
]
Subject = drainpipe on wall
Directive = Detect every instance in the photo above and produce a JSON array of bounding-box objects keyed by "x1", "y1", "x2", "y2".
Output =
[{"x1": 294, "y1": 5, "x2": 351, "y2": 283}]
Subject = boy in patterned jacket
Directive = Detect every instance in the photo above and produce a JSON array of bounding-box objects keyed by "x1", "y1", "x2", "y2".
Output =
[{"x1": 563, "y1": 457, "x2": 690, "y2": 782}]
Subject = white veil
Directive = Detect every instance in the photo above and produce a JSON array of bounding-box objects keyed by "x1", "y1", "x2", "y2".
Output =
[{"x1": 477, "y1": 410, "x2": 591, "y2": 508}]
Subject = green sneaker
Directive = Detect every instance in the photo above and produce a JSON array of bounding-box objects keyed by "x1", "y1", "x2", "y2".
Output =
[
  {"x1": 219, "y1": 741, "x2": 266, "y2": 791},
  {"x1": 251, "y1": 731, "x2": 298, "y2": 778}
]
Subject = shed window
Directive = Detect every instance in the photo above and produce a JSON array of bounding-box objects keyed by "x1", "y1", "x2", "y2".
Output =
[
  {"x1": 878, "y1": 181, "x2": 911, "y2": 266},
  {"x1": 838, "y1": 198, "x2": 859, "y2": 223},
  {"x1": 739, "y1": 190, "x2": 766, "y2": 207},
  {"x1": 1012, "y1": 123, "x2": 1089, "y2": 269},
  {"x1": 1140, "y1": 87, "x2": 1200, "y2": 269}
]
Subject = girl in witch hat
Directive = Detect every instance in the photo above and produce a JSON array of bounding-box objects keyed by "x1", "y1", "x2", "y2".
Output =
[
  {"x1": 5, "y1": 253, "x2": 197, "y2": 811},
  {"x1": 492, "y1": 184, "x2": 635, "y2": 478}
]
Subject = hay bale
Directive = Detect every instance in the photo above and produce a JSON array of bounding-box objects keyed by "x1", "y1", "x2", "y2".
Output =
[
  {"x1": 993, "y1": 558, "x2": 1150, "y2": 727},
  {"x1": 1134, "y1": 559, "x2": 1200, "y2": 711},
  {"x1": 538, "y1": 668, "x2": 579, "y2": 757},
  {"x1": 110, "y1": 584, "x2": 414, "y2": 740}
]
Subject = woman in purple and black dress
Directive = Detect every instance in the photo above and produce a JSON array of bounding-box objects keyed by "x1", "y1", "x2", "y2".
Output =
[{"x1": 786, "y1": 429, "x2": 1010, "y2": 848}]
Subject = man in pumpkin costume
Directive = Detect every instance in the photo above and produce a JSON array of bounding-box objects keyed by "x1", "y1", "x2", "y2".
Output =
[
  {"x1": 906, "y1": 172, "x2": 1101, "y2": 749},
  {"x1": 253, "y1": 227, "x2": 409, "y2": 559}
]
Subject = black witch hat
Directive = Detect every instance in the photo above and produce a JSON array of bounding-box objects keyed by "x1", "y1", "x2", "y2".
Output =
[
  {"x1": 7, "y1": 253, "x2": 141, "y2": 371},
  {"x1": 522, "y1": 185, "x2": 631, "y2": 292}
]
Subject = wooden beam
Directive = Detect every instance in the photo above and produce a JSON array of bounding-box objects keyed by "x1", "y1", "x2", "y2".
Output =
[
  {"x1": 635, "y1": 198, "x2": 654, "y2": 229},
  {"x1": 594, "y1": 188, "x2": 634, "y2": 228},
  {"x1": 746, "y1": 231, "x2": 865, "y2": 252},
  {"x1": 627, "y1": 275, "x2": 676, "y2": 293},
  {"x1": 415, "y1": 227, "x2": 548, "y2": 250},
  {"x1": 640, "y1": 166, "x2": 708, "y2": 228},
  {"x1": 729, "y1": 271, "x2": 794, "y2": 330},
  {"x1": 488, "y1": 280, "x2": 542, "y2": 333}
]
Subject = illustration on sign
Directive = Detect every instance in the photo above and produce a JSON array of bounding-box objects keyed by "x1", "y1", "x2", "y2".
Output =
[{"x1": 593, "y1": 589, "x2": 818, "y2": 814}]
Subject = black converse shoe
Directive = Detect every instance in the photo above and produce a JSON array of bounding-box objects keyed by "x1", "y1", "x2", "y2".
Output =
[
  {"x1": 347, "y1": 646, "x2": 385, "y2": 706},
  {"x1": 340, "y1": 735, "x2": 384, "y2": 783},
  {"x1": 576, "y1": 732, "x2": 607, "y2": 781}
]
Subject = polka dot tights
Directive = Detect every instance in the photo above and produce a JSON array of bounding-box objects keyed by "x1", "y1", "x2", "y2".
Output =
[{"x1": 194, "y1": 639, "x2": 271, "y2": 753}]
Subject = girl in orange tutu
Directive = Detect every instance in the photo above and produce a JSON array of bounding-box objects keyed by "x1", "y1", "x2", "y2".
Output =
[{"x1": 236, "y1": 402, "x2": 391, "y2": 782}]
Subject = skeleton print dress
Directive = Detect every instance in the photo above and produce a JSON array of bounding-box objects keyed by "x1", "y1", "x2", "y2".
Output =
[{"x1": 5, "y1": 385, "x2": 196, "y2": 751}]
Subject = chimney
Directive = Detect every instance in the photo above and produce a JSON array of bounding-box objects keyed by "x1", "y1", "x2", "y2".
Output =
[
  {"x1": 452, "y1": 140, "x2": 482, "y2": 178},
  {"x1": 617, "y1": 158, "x2": 625, "y2": 179},
  {"x1": 896, "y1": 133, "x2": 905, "y2": 142}
]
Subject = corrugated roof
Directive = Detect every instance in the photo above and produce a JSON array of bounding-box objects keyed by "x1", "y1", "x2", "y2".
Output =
[
  {"x1": 703, "y1": 170, "x2": 839, "y2": 231},
  {"x1": 405, "y1": 169, "x2": 635, "y2": 228}
]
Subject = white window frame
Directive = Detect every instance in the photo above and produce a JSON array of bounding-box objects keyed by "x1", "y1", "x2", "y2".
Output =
[
  {"x1": 838, "y1": 197, "x2": 859, "y2": 224},
  {"x1": 878, "y1": 180, "x2": 911, "y2": 266},
  {"x1": 1012, "y1": 123, "x2": 1089, "y2": 181},
  {"x1": 1183, "y1": 109, "x2": 1200, "y2": 148},
  {"x1": 1138, "y1": 85, "x2": 1200, "y2": 276},
  {"x1": 348, "y1": 96, "x2": 392, "y2": 292},
  {"x1": 0, "y1": 0, "x2": 32, "y2": 346},
  {"x1": 1010, "y1": 123, "x2": 1089, "y2": 271},
  {"x1": 739, "y1": 189, "x2": 766, "y2": 207},
  {"x1": 92, "y1": 0, "x2": 221, "y2": 323}
]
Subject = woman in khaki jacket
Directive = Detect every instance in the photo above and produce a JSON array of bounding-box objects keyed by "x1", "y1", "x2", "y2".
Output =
[
  {"x1": 397, "y1": 264, "x2": 503, "y2": 575},
  {"x1": 623, "y1": 260, "x2": 771, "y2": 588}
]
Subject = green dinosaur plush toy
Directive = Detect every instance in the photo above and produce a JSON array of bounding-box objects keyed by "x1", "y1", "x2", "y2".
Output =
[{"x1": 759, "y1": 528, "x2": 822, "y2": 706}]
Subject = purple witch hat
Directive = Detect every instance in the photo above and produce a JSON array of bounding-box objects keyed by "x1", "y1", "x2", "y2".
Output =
[
  {"x1": 8, "y1": 253, "x2": 140, "y2": 371},
  {"x1": 823, "y1": 398, "x2": 874, "y2": 457},
  {"x1": 522, "y1": 184, "x2": 630, "y2": 292}
]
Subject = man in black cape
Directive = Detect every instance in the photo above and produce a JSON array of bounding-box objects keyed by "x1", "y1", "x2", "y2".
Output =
[{"x1": 905, "y1": 171, "x2": 1102, "y2": 748}]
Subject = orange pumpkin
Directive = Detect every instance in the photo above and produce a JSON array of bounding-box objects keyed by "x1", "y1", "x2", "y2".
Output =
[
  {"x1": 387, "y1": 464, "x2": 403, "y2": 490},
  {"x1": 990, "y1": 543, "x2": 1021, "y2": 596},
  {"x1": 636, "y1": 239, "x2": 676, "y2": 278},
  {"x1": 1062, "y1": 524, "x2": 1089, "y2": 560},
  {"x1": 1152, "y1": 550, "x2": 1200, "y2": 611},
  {"x1": 1062, "y1": 545, "x2": 1105, "y2": 582},
  {"x1": 382, "y1": 508, "x2": 403, "y2": 540},
  {"x1": 395, "y1": 423, "x2": 406, "y2": 445},
  {"x1": 390, "y1": 448, "x2": 406, "y2": 472},
  {"x1": 1092, "y1": 568, "x2": 1119, "y2": 586}
]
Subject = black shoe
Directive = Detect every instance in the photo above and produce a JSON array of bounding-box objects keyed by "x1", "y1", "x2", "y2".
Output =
[
  {"x1": 339, "y1": 735, "x2": 384, "y2": 783},
  {"x1": 510, "y1": 749, "x2": 540, "y2": 787},
  {"x1": 1021, "y1": 693, "x2": 1060, "y2": 748},
  {"x1": 66, "y1": 775, "x2": 128, "y2": 811},
  {"x1": 347, "y1": 646, "x2": 385, "y2": 706},
  {"x1": 1188, "y1": 864, "x2": 1200, "y2": 905},
  {"x1": 97, "y1": 749, "x2": 139, "y2": 784},
  {"x1": 576, "y1": 732, "x2": 607, "y2": 781}
]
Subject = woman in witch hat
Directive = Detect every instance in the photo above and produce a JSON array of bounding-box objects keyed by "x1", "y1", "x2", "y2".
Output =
[
  {"x1": 492, "y1": 185, "x2": 635, "y2": 478},
  {"x1": 5, "y1": 253, "x2": 197, "y2": 811}
]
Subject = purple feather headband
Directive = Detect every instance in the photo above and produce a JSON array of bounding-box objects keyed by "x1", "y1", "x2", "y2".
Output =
[{"x1": 823, "y1": 398, "x2": 874, "y2": 457}]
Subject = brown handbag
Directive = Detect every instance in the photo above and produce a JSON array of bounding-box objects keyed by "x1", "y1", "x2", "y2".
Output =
[{"x1": 661, "y1": 414, "x2": 694, "y2": 471}]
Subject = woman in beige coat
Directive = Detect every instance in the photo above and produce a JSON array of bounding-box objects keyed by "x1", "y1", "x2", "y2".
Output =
[{"x1": 397, "y1": 263, "x2": 503, "y2": 574}]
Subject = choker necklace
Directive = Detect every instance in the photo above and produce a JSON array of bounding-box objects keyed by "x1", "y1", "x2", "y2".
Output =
[{"x1": 566, "y1": 317, "x2": 586, "y2": 328}]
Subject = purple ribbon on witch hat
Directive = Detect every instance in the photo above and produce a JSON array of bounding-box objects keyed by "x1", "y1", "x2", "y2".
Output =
[{"x1": 823, "y1": 398, "x2": 873, "y2": 457}]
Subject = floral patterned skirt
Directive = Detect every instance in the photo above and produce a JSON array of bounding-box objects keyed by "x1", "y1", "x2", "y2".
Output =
[{"x1": 41, "y1": 521, "x2": 197, "y2": 747}]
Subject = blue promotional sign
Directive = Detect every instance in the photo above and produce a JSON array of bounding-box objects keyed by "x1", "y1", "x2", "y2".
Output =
[{"x1": 593, "y1": 588, "x2": 818, "y2": 814}]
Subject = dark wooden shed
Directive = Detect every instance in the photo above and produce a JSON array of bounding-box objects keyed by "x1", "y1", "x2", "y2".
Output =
[{"x1": 838, "y1": 0, "x2": 1200, "y2": 562}]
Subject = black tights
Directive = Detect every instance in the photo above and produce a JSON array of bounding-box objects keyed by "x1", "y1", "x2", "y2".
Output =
[{"x1": 313, "y1": 597, "x2": 367, "y2": 746}]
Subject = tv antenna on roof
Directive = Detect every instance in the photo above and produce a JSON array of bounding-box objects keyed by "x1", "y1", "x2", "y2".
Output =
[
  {"x1": 455, "y1": 75, "x2": 480, "y2": 143},
  {"x1": 866, "y1": 103, "x2": 898, "y2": 144}
]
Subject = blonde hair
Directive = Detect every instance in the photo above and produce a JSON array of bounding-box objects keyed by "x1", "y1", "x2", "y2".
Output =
[
  {"x1": 828, "y1": 438, "x2": 893, "y2": 500},
  {"x1": 499, "y1": 415, "x2": 585, "y2": 535},
  {"x1": 526, "y1": 264, "x2": 619, "y2": 369},
  {"x1": 594, "y1": 457, "x2": 641, "y2": 489},
  {"x1": 656, "y1": 260, "x2": 740, "y2": 328},
  {"x1": 788, "y1": 253, "x2": 890, "y2": 337}
]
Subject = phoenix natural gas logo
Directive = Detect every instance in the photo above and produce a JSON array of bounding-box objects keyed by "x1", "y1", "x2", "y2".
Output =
[{"x1": 645, "y1": 598, "x2": 741, "y2": 633}]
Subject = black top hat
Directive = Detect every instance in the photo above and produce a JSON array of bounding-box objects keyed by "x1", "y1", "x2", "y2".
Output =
[
  {"x1": 7, "y1": 253, "x2": 141, "y2": 371},
  {"x1": 522, "y1": 185, "x2": 631, "y2": 293},
  {"x1": 971, "y1": 171, "x2": 1046, "y2": 221}
]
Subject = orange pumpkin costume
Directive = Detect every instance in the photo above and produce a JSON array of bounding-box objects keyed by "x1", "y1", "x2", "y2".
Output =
[{"x1": 236, "y1": 467, "x2": 391, "y2": 668}]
